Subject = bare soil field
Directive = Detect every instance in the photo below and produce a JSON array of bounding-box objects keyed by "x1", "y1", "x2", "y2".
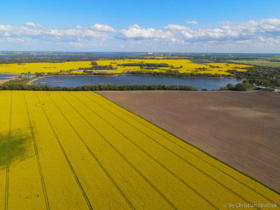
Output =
[{"x1": 98, "y1": 91, "x2": 280, "y2": 193}]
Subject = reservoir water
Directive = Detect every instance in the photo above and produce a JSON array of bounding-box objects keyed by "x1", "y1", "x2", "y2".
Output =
[
  {"x1": 33, "y1": 75, "x2": 243, "y2": 90},
  {"x1": 0, "y1": 73, "x2": 17, "y2": 80}
]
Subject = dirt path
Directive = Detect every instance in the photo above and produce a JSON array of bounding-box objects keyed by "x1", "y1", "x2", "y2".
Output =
[
  {"x1": 0, "y1": 79, "x2": 10, "y2": 85},
  {"x1": 26, "y1": 76, "x2": 46, "y2": 85},
  {"x1": 98, "y1": 90, "x2": 280, "y2": 192}
]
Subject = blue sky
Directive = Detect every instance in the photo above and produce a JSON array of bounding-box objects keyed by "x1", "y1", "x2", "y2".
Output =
[{"x1": 1, "y1": 0, "x2": 280, "y2": 52}]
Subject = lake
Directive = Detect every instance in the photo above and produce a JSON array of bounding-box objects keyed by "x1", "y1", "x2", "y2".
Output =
[
  {"x1": 33, "y1": 75, "x2": 243, "y2": 90},
  {"x1": 0, "y1": 73, "x2": 17, "y2": 80}
]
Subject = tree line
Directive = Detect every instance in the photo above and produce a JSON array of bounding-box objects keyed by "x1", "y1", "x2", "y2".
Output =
[
  {"x1": 229, "y1": 66, "x2": 280, "y2": 87},
  {"x1": 126, "y1": 70, "x2": 229, "y2": 78},
  {"x1": 0, "y1": 84, "x2": 197, "y2": 91},
  {"x1": 221, "y1": 82, "x2": 250, "y2": 91}
]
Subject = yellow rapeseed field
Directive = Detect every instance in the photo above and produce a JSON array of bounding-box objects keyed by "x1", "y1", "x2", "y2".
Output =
[
  {"x1": 95, "y1": 58, "x2": 252, "y2": 75},
  {"x1": 0, "y1": 61, "x2": 92, "y2": 74},
  {"x1": 0, "y1": 58, "x2": 252, "y2": 76},
  {"x1": 0, "y1": 91, "x2": 279, "y2": 209}
]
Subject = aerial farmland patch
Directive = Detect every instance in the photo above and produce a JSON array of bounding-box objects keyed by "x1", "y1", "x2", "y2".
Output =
[
  {"x1": 0, "y1": 91, "x2": 279, "y2": 209},
  {"x1": 2, "y1": 0, "x2": 280, "y2": 208},
  {"x1": 0, "y1": 57, "x2": 252, "y2": 76}
]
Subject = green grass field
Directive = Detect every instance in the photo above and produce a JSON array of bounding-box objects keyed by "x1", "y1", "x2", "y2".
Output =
[{"x1": 230, "y1": 60, "x2": 280, "y2": 68}]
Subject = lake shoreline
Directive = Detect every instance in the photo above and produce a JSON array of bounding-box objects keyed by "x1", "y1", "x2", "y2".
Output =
[
  {"x1": 27, "y1": 76, "x2": 48, "y2": 85},
  {"x1": 29, "y1": 74, "x2": 121, "y2": 84},
  {"x1": 29, "y1": 74, "x2": 243, "y2": 90},
  {"x1": 0, "y1": 74, "x2": 18, "y2": 85},
  {"x1": 29, "y1": 73, "x2": 234, "y2": 83}
]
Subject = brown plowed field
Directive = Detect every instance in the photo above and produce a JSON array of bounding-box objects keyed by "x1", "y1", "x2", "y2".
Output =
[{"x1": 98, "y1": 91, "x2": 280, "y2": 193}]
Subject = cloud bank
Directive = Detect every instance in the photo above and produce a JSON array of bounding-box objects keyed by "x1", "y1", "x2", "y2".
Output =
[{"x1": 1, "y1": 19, "x2": 280, "y2": 51}]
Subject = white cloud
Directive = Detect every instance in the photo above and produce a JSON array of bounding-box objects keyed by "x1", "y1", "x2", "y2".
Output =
[
  {"x1": 119, "y1": 24, "x2": 172, "y2": 40},
  {"x1": 181, "y1": 31, "x2": 194, "y2": 39},
  {"x1": 185, "y1": 20, "x2": 199, "y2": 25},
  {"x1": 175, "y1": 18, "x2": 280, "y2": 43},
  {"x1": 91, "y1": 24, "x2": 115, "y2": 32},
  {"x1": 1, "y1": 19, "x2": 280, "y2": 52},
  {"x1": 25, "y1": 22, "x2": 43, "y2": 28},
  {"x1": 163, "y1": 24, "x2": 190, "y2": 31},
  {"x1": 0, "y1": 23, "x2": 111, "y2": 42},
  {"x1": 261, "y1": 18, "x2": 280, "y2": 25},
  {"x1": 83, "y1": 29, "x2": 102, "y2": 37}
]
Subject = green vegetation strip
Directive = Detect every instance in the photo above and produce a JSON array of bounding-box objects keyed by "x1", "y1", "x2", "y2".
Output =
[
  {"x1": 230, "y1": 60, "x2": 280, "y2": 68},
  {"x1": 0, "y1": 84, "x2": 197, "y2": 91}
]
